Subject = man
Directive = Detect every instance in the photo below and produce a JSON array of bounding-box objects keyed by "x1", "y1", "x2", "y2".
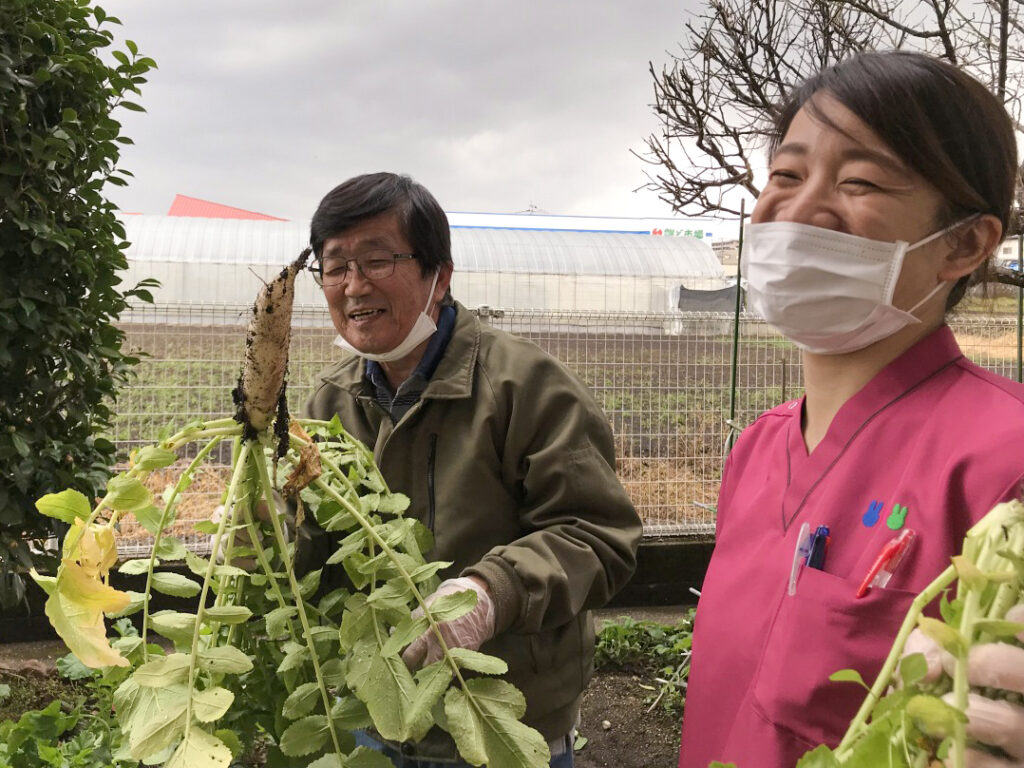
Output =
[{"x1": 297, "y1": 172, "x2": 641, "y2": 767}]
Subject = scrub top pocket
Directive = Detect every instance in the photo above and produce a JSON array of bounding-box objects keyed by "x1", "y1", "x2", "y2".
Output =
[{"x1": 750, "y1": 565, "x2": 916, "y2": 749}]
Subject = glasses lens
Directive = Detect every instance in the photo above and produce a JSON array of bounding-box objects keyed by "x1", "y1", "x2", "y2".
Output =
[{"x1": 318, "y1": 250, "x2": 397, "y2": 287}]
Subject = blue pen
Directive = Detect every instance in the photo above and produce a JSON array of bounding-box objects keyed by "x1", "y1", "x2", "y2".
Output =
[{"x1": 806, "y1": 525, "x2": 830, "y2": 570}]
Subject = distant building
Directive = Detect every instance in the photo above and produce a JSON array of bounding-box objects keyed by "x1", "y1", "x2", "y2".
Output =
[
  {"x1": 712, "y1": 239, "x2": 740, "y2": 268},
  {"x1": 995, "y1": 236, "x2": 1022, "y2": 266}
]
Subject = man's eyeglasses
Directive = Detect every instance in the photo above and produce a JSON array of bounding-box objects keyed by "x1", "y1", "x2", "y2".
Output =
[{"x1": 310, "y1": 250, "x2": 416, "y2": 287}]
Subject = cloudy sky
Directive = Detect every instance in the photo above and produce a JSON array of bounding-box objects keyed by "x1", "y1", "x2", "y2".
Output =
[{"x1": 98, "y1": 0, "x2": 705, "y2": 222}]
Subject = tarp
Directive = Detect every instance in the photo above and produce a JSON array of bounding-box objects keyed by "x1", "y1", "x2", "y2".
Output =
[{"x1": 676, "y1": 285, "x2": 740, "y2": 312}]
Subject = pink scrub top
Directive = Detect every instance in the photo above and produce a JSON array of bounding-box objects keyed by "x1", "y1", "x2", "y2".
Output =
[{"x1": 679, "y1": 326, "x2": 1024, "y2": 768}]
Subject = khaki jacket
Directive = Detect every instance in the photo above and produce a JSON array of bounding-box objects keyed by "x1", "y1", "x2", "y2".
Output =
[{"x1": 300, "y1": 303, "x2": 641, "y2": 756}]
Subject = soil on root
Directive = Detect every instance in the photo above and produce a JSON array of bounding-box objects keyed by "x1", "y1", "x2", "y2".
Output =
[{"x1": 576, "y1": 670, "x2": 681, "y2": 768}]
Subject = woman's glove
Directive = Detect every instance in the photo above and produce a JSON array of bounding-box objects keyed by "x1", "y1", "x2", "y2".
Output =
[
  {"x1": 902, "y1": 604, "x2": 1024, "y2": 767},
  {"x1": 401, "y1": 576, "x2": 496, "y2": 669}
]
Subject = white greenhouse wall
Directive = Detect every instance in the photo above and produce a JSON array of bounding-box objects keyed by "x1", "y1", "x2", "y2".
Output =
[{"x1": 120, "y1": 214, "x2": 727, "y2": 315}]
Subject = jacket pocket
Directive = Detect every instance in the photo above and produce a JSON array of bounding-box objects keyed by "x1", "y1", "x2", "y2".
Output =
[{"x1": 750, "y1": 566, "x2": 916, "y2": 749}]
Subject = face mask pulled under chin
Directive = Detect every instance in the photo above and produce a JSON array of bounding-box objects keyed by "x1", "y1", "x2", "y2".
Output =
[
  {"x1": 332, "y1": 272, "x2": 440, "y2": 362},
  {"x1": 741, "y1": 219, "x2": 968, "y2": 355}
]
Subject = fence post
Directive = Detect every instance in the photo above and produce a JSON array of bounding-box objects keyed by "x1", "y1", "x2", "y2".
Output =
[
  {"x1": 726, "y1": 200, "x2": 745, "y2": 454},
  {"x1": 1017, "y1": 235, "x2": 1022, "y2": 383}
]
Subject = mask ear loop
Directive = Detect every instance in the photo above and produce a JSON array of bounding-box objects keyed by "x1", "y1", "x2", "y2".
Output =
[{"x1": 903, "y1": 214, "x2": 982, "y2": 315}]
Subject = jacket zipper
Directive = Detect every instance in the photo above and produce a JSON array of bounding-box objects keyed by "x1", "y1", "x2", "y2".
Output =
[{"x1": 427, "y1": 433, "x2": 438, "y2": 533}]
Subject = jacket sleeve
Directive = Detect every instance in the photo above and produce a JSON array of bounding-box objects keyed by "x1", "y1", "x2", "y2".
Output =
[{"x1": 463, "y1": 353, "x2": 642, "y2": 636}]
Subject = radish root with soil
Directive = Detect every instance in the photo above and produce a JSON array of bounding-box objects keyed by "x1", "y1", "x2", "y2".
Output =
[{"x1": 31, "y1": 251, "x2": 549, "y2": 768}]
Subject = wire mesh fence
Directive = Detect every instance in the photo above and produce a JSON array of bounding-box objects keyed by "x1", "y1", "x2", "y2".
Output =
[{"x1": 110, "y1": 303, "x2": 1023, "y2": 553}]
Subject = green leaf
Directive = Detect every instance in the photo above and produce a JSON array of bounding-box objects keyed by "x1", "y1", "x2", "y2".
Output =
[
  {"x1": 10, "y1": 432, "x2": 30, "y2": 457},
  {"x1": 899, "y1": 652, "x2": 929, "y2": 688},
  {"x1": 151, "y1": 572, "x2": 202, "y2": 598},
  {"x1": 214, "y1": 728, "x2": 243, "y2": 758},
  {"x1": 407, "y1": 561, "x2": 451, "y2": 584},
  {"x1": 406, "y1": 661, "x2": 452, "y2": 741},
  {"x1": 266, "y1": 606, "x2": 298, "y2": 639},
  {"x1": 149, "y1": 611, "x2": 197, "y2": 644},
  {"x1": 326, "y1": 529, "x2": 367, "y2": 565},
  {"x1": 793, "y1": 745, "x2": 841, "y2": 767},
  {"x1": 154, "y1": 536, "x2": 187, "y2": 560},
  {"x1": 127, "y1": 685, "x2": 189, "y2": 758},
  {"x1": 918, "y1": 616, "x2": 967, "y2": 657},
  {"x1": 36, "y1": 489, "x2": 91, "y2": 523},
  {"x1": 357, "y1": 653, "x2": 418, "y2": 741},
  {"x1": 366, "y1": 581, "x2": 411, "y2": 610},
  {"x1": 185, "y1": 549, "x2": 209, "y2": 576},
  {"x1": 277, "y1": 646, "x2": 310, "y2": 674},
  {"x1": 193, "y1": 686, "x2": 234, "y2": 722},
  {"x1": 164, "y1": 725, "x2": 232, "y2": 768},
  {"x1": 282, "y1": 682, "x2": 321, "y2": 720},
  {"x1": 133, "y1": 653, "x2": 191, "y2": 687},
  {"x1": 132, "y1": 505, "x2": 165, "y2": 535},
  {"x1": 110, "y1": 590, "x2": 146, "y2": 618},
  {"x1": 426, "y1": 588, "x2": 477, "y2": 623},
  {"x1": 444, "y1": 679, "x2": 549, "y2": 768},
  {"x1": 828, "y1": 668, "x2": 868, "y2": 689},
  {"x1": 377, "y1": 493, "x2": 411, "y2": 514},
  {"x1": 906, "y1": 694, "x2": 967, "y2": 739},
  {"x1": 319, "y1": 658, "x2": 347, "y2": 688},
  {"x1": 448, "y1": 647, "x2": 508, "y2": 675},
  {"x1": 380, "y1": 615, "x2": 429, "y2": 656},
  {"x1": 307, "y1": 756, "x2": 344, "y2": 768},
  {"x1": 196, "y1": 646, "x2": 253, "y2": 675},
  {"x1": 279, "y1": 714, "x2": 330, "y2": 757},
  {"x1": 346, "y1": 747, "x2": 397, "y2": 768},
  {"x1": 329, "y1": 694, "x2": 372, "y2": 730},
  {"x1": 202, "y1": 605, "x2": 252, "y2": 624},
  {"x1": 132, "y1": 445, "x2": 178, "y2": 470},
  {"x1": 952, "y1": 555, "x2": 988, "y2": 590},
  {"x1": 106, "y1": 474, "x2": 153, "y2": 512},
  {"x1": 119, "y1": 558, "x2": 154, "y2": 575},
  {"x1": 973, "y1": 619, "x2": 1024, "y2": 638}
]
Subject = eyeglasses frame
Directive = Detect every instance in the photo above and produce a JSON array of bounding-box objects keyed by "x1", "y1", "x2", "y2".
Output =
[{"x1": 309, "y1": 251, "x2": 417, "y2": 287}]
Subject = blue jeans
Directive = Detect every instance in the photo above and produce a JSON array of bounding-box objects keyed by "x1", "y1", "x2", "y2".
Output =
[{"x1": 353, "y1": 730, "x2": 575, "y2": 768}]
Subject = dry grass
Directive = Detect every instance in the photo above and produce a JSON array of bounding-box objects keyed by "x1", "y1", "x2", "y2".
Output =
[
  {"x1": 114, "y1": 460, "x2": 231, "y2": 549},
  {"x1": 953, "y1": 330, "x2": 1020, "y2": 361}
]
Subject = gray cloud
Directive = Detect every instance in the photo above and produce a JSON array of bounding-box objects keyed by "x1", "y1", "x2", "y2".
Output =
[{"x1": 100, "y1": 0, "x2": 698, "y2": 220}]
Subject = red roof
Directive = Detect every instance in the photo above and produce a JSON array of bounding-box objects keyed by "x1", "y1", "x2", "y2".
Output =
[{"x1": 167, "y1": 194, "x2": 286, "y2": 221}]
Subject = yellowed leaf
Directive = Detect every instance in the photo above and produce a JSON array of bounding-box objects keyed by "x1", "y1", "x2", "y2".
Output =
[
  {"x1": 46, "y1": 562, "x2": 131, "y2": 668},
  {"x1": 72, "y1": 518, "x2": 118, "y2": 579}
]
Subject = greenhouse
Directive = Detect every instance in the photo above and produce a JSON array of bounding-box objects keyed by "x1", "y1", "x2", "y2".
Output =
[{"x1": 119, "y1": 214, "x2": 728, "y2": 314}]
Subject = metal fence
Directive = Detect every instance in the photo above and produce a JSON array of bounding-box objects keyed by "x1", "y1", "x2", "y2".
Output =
[{"x1": 110, "y1": 303, "x2": 1023, "y2": 552}]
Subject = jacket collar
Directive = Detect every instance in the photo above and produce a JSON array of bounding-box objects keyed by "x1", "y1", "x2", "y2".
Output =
[{"x1": 320, "y1": 301, "x2": 480, "y2": 400}]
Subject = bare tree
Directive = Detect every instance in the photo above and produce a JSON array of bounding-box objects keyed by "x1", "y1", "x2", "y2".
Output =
[{"x1": 640, "y1": 0, "x2": 1024, "y2": 220}]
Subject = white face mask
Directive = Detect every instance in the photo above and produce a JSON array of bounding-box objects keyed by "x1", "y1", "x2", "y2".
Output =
[
  {"x1": 333, "y1": 271, "x2": 440, "y2": 362},
  {"x1": 741, "y1": 218, "x2": 972, "y2": 355}
]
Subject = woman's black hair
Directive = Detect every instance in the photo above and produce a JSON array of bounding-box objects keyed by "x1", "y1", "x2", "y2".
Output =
[{"x1": 770, "y1": 51, "x2": 1018, "y2": 308}]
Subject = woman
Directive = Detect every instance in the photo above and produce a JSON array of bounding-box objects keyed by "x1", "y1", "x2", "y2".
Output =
[{"x1": 679, "y1": 51, "x2": 1024, "y2": 768}]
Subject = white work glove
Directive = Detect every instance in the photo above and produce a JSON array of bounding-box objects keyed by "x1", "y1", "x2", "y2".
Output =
[
  {"x1": 401, "y1": 576, "x2": 496, "y2": 669},
  {"x1": 903, "y1": 604, "x2": 1024, "y2": 767}
]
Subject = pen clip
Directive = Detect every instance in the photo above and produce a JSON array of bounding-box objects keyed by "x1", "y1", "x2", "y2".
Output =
[{"x1": 787, "y1": 522, "x2": 811, "y2": 596}]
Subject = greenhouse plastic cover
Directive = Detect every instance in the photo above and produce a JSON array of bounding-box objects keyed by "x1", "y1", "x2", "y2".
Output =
[{"x1": 120, "y1": 215, "x2": 724, "y2": 279}]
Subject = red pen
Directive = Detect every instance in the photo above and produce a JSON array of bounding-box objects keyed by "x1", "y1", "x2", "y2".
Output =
[{"x1": 855, "y1": 528, "x2": 916, "y2": 598}]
